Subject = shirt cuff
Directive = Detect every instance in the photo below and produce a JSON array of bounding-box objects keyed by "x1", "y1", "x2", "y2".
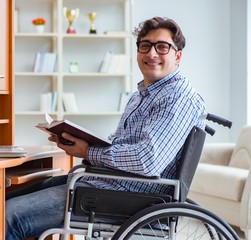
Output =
[{"x1": 87, "y1": 146, "x2": 105, "y2": 166}]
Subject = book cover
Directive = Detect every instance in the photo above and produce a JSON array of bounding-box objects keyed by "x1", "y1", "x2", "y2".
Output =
[
  {"x1": 33, "y1": 52, "x2": 57, "y2": 73},
  {"x1": 51, "y1": 92, "x2": 58, "y2": 112},
  {"x1": 33, "y1": 52, "x2": 42, "y2": 72},
  {"x1": 107, "y1": 54, "x2": 130, "y2": 74},
  {"x1": 36, "y1": 114, "x2": 112, "y2": 147},
  {"x1": 62, "y1": 92, "x2": 79, "y2": 113},
  {"x1": 99, "y1": 51, "x2": 113, "y2": 73},
  {"x1": 40, "y1": 92, "x2": 52, "y2": 112},
  {"x1": 40, "y1": 53, "x2": 57, "y2": 73}
]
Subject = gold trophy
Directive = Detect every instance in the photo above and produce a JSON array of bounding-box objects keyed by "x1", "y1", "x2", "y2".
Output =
[
  {"x1": 88, "y1": 12, "x2": 97, "y2": 34},
  {"x1": 63, "y1": 7, "x2": 79, "y2": 34}
]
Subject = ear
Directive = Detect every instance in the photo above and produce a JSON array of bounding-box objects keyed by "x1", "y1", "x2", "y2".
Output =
[{"x1": 175, "y1": 50, "x2": 182, "y2": 65}]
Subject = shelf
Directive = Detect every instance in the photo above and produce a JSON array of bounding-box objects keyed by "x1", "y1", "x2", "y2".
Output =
[
  {"x1": 15, "y1": 111, "x2": 122, "y2": 116},
  {"x1": 15, "y1": 111, "x2": 58, "y2": 116},
  {"x1": 14, "y1": 0, "x2": 133, "y2": 145},
  {"x1": 0, "y1": 90, "x2": 9, "y2": 94},
  {"x1": 15, "y1": 72, "x2": 131, "y2": 77},
  {"x1": 0, "y1": 119, "x2": 9, "y2": 124},
  {"x1": 15, "y1": 72, "x2": 58, "y2": 76},
  {"x1": 15, "y1": 33, "x2": 130, "y2": 39},
  {"x1": 15, "y1": 33, "x2": 57, "y2": 37},
  {"x1": 63, "y1": 111, "x2": 123, "y2": 116},
  {"x1": 74, "y1": 0, "x2": 127, "y2": 3},
  {"x1": 62, "y1": 33, "x2": 131, "y2": 39},
  {"x1": 63, "y1": 72, "x2": 131, "y2": 77}
]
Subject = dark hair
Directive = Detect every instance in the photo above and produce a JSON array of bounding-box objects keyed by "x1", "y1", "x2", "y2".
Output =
[{"x1": 133, "y1": 17, "x2": 186, "y2": 51}]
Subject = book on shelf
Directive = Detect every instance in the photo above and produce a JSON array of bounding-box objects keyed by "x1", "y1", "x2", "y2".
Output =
[
  {"x1": 33, "y1": 52, "x2": 42, "y2": 72},
  {"x1": 99, "y1": 51, "x2": 113, "y2": 73},
  {"x1": 40, "y1": 53, "x2": 57, "y2": 73},
  {"x1": 40, "y1": 92, "x2": 58, "y2": 112},
  {"x1": 99, "y1": 52, "x2": 130, "y2": 74},
  {"x1": 36, "y1": 113, "x2": 112, "y2": 147},
  {"x1": 62, "y1": 92, "x2": 79, "y2": 113},
  {"x1": 0, "y1": 146, "x2": 27, "y2": 158},
  {"x1": 107, "y1": 54, "x2": 130, "y2": 74},
  {"x1": 51, "y1": 92, "x2": 58, "y2": 112},
  {"x1": 33, "y1": 52, "x2": 57, "y2": 73}
]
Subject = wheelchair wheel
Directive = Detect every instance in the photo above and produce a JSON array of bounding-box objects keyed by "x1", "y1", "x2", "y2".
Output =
[{"x1": 112, "y1": 202, "x2": 240, "y2": 240}]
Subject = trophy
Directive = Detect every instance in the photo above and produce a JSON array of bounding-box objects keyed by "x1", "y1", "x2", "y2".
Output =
[
  {"x1": 88, "y1": 12, "x2": 97, "y2": 34},
  {"x1": 63, "y1": 7, "x2": 79, "y2": 34}
]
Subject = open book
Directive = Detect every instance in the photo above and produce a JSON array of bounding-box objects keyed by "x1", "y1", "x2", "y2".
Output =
[{"x1": 36, "y1": 114, "x2": 112, "y2": 147}]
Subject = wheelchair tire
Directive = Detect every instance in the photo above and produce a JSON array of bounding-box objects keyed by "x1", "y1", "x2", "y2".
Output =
[{"x1": 112, "y1": 202, "x2": 240, "y2": 240}]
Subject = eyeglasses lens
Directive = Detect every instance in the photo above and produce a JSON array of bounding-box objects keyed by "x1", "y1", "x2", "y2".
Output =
[
  {"x1": 155, "y1": 43, "x2": 170, "y2": 54},
  {"x1": 138, "y1": 42, "x2": 170, "y2": 55}
]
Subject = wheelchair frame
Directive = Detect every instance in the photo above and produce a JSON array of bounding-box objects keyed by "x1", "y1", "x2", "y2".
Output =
[
  {"x1": 39, "y1": 114, "x2": 239, "y2": 240},
  {"x1": 39, "y1": 169, "x2": 239, "y2": 240}
]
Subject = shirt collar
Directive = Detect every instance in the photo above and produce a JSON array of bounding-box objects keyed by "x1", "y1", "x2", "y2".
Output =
[{"x1": 138, "y1": 69, "x2": 180, "y2": 96}]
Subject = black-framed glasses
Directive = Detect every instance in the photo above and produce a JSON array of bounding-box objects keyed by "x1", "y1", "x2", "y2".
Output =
[{"x1": 136, "y1": 40, "x2": 178, "y2": 55}]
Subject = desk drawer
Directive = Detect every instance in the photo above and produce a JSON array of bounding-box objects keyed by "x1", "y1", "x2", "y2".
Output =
[{"x1": 5, "y1": 157, "x2": 67, "y2": 186}]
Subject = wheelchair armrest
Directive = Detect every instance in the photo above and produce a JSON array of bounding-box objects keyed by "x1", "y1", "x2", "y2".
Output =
[
  {"x1": 84, "y1": 164, "x2": 159, "y2": 180},
  {"x1": 68, "y1": 163, "x2": 180, "y2": 202}
]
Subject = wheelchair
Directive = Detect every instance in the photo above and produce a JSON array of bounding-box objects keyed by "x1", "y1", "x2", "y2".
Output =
[{"x1": 39, "y1": 113, "x2": 240, "y2": 240}]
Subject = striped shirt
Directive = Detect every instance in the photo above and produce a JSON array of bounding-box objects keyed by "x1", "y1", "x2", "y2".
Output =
[{"x1": 84, "y1": 70, "x2": 205, "y2": 195}]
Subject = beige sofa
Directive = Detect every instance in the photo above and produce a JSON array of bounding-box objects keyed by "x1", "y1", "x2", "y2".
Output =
[{"x1": 188, "y1": 125, "x2": 251, "y2": 239}]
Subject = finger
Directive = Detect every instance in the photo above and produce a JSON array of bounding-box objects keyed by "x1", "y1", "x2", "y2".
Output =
[
  {"x1": 48, "y1": 134, "x2": 57, "y2": 142},
  {"x1": 61, "y1": 132, "x2": 79, "y2": 143}
]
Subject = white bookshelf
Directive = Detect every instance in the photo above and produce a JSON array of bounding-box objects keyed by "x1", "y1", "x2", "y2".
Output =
[{"x1": 14, "y1": 0, "x2": 134, "y2": 145}]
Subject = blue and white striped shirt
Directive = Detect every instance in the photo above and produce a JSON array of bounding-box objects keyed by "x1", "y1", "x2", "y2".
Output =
[{"x1": 85, "y1": 70, "x2": 205, "y2": 195}]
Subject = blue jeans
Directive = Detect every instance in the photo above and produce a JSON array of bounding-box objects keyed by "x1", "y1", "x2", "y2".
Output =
[{"x1": 6, "y1": 175, "x2": 68, "y2": 240}]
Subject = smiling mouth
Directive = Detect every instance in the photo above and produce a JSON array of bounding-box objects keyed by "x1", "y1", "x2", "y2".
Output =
[{"x1": 144, "y1": 61, "x2": 162, "y2": 66}]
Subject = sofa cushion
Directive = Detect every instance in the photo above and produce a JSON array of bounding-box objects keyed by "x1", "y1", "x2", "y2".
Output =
[
  {"x1": 190, "y1": 163, "x2": 248, "y2": 201},
  {"x1": 200, "y1": 143, "x2": 234, "y2": 166},
  {"x1": 229, "y1": 125, "x2": 251, "y2": 169}
]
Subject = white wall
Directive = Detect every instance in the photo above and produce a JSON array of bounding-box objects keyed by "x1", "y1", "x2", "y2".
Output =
[
  {"x1": 132, "y1": 0, "x2": 248, "y2": 143},
  {"x1": 248, "y1": 0, "x2": 251, "y2": 123},
  {"x1": 229, "y1": 0, "x2": 248, "y2": 142}
]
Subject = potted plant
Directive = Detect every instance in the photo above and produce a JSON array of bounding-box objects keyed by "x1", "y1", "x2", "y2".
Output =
[{"x1": 32, "y1": 18, "x2": 46, "y2": 33}]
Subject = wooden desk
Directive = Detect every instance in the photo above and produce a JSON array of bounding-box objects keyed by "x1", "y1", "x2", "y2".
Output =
[{"x1": 0, "y1": 146, "x2": 74, "y2": 240}]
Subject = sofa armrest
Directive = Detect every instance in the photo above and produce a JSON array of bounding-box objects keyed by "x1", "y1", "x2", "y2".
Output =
[
  {"x1": 200, "y1": 143, "x2": 235, "y2": 166},
  {"x1": 240, "y1": 165, "x2": 251, "y2": 231}
]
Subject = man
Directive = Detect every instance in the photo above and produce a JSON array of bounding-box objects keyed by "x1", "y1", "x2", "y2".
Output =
[{"x1": 6, "y1": 17, "x2": 205, "y2": 239}]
